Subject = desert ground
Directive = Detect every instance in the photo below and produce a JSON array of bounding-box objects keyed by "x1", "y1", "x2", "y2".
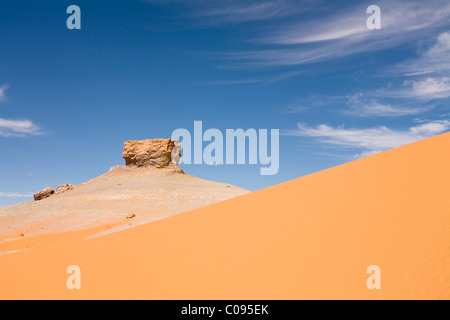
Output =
[
  {"x1": 0, "y1": 140, "x2": 249, "y2": 241},
  {"x1": 0, "y1": 133, "x2": 448, "y2": 299}
]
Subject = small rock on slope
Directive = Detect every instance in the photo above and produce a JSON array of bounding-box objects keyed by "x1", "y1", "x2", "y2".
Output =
[{"x1": 34, "y1": 187, "x2": 55, "y2": 201}]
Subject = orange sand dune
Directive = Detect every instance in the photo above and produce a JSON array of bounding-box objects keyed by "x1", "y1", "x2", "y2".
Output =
[{"x1": 0, "y1": 132, "x2": 449, "y2": 299}]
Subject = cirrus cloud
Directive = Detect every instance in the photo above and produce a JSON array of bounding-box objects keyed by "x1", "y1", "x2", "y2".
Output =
[
  {"x1": 0, "y1": 84, "x2": 41, "y2": 137},
  {"x1": 0, "y1": 85, "x2": 9, "y2": 101},
  {"x1": 0, "y1": 118, "x2": 41, "y2": 137},
  {"x1": 285, "y1": 120, "x2": 450, "y2": 157},
  {"x1": 346, "y1": 93, "x2": 433, "y2": 116},
  {"x1": 0, "y1": 191, "x2": 33, "y2": 198}
]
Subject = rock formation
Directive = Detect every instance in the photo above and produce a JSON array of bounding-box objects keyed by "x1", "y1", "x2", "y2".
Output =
[
  {"x1": 122, "y1": 139, "x2": 181, "y2": 168},
  {"x1": 34, "y1": 187, "x2": 55, "y2": 201},
  {"x1": 2, "y1": 137, "x2": 249, "y2": 239},
  {"x1": 34, "y1": 184, "x2": 74, "y2": 201},
  {"x1": 32, "y1": 139, "x2": 182, "y2": 202},
  {"x1": 55, "y1": 183, "x2": 74, "y2": 195}
]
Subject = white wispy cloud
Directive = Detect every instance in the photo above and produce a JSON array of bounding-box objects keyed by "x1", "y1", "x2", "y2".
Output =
[
  {"x1": 0, "y1": 191, "x2": 33, "y2": 198},
  {"x1": 341, "y1": 32, "x2": 450, "y2": 116},
  {"x1": 399, "y1": 31, "x2": 450, "y2": 76},
  {"x1": 143, "y1": 0, "x2": 309, "y2": 24},
  {"x1": 285, "y1": 95, "x2": 345, "y2": 113},
  {"x1": 285, "y1": 93, "x2": 433, "y2": 117},
  {"x1": 0, "y1": 84, "x2": 9, "y2": 101},
  {"x1": 408, "y1": 77, "x2": 450, "y2": 100},
  {"x1": 377, "y1": 31, "x2": 450, "y2": 101},
  {"x1": 0, "y1": 118, "x2": 41, "y2": 137},
  {"x1": 374, "y1": 77, "x2": 450, "y2": 101},
  {"x1": 0, "y1": 85, "x2": 41, "y2": 137},
  {"x1": 237, "y1": 0, "x2": 450, "y2": 66},
  {"x1": 299, "y1": 33, "x2": 450, "y2": 114},
  {"x1": 346, "y1": 93, "x2": 432, "y2": 116},
  {"x1": 191, "y1": 0, "x2": 285, "y2": 22},
  {"x1": 350, "y1": 32, "x2": 450, "y2": 111},
  {"x1": 285, "y1": 120, "x2": 450, "y2": 157},
  {"x1": 145, "y1": 1, "x2": 450, "y2": 88}
]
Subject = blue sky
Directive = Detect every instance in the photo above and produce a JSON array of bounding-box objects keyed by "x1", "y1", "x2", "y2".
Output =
[{"x1": 1, "y1": 0, "x2": 449, "y2": 206}]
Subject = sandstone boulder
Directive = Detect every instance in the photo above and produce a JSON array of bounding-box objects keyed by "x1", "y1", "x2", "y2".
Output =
[
  {"x1": 122, "y1": 139, "x2": 181, "y2": 168},
  {"x1": 55, "y1": 183, "x2": 74, "y2": 195},
  {"x1": 34, "y1": 187, "x2": 55, "y2": 201}
]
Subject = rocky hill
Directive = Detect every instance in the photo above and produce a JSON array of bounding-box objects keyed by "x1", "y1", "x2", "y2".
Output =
[{"x1": 0, "y1": 139, "x2": 249, "y2": 241}]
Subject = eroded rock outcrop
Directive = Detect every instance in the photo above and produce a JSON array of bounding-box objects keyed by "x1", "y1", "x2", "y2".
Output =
[
  {"x1": 34, "y1": 187, "x2": 55, "y2": 201},
  {"x1": 32, "y1": 139, "x2": 182, "y2": 202},
  {"x1": 122, "y1": 139, "x2": 181, "y2": 168},
  {"x1": 34, "y1": 183, "x2": 74, "y2": 201},
  {"x1": 55, "y1": 183, "x2": 74, "y2": 195}
]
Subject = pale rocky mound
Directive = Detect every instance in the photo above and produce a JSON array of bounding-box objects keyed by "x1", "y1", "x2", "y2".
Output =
[{"x1": 0, "y1": 139, "x2": 249, "y2": 241}]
